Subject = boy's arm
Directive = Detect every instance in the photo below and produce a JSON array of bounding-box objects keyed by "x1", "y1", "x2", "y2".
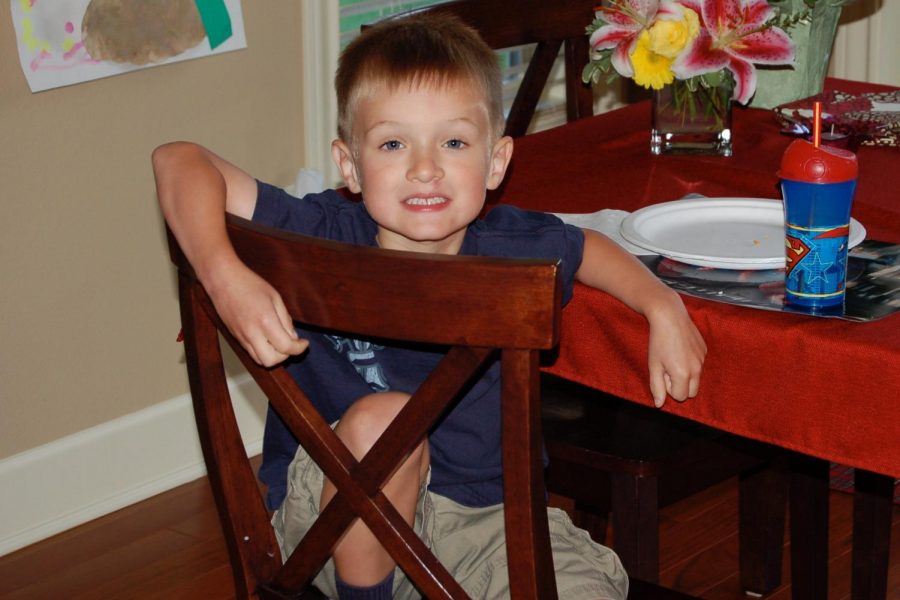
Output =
[
  {"x1": 576, "y1": 229, "x2": 707, "y2": 407},
  {"x1": 152, "y1": 142, "x2": 308, "y2": 366}
]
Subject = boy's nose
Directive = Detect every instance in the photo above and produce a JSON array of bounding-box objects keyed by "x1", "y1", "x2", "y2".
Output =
[{"x1": 407, "y1": 150, "x2": 444, "y2": 183}]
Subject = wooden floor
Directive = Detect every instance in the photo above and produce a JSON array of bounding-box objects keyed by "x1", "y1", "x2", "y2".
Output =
[{"x1": 1, "y1": 469, "x2": 897, "y2": 599}]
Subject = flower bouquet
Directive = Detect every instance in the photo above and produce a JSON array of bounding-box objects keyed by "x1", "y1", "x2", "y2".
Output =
[{"x1": 584, "y1": 0, "x2": 803, "y2": 155}]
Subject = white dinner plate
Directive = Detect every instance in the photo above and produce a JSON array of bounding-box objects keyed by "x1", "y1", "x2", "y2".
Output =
[{"x1": 620, "y1": 197, "x2": 866, "y2": 270}]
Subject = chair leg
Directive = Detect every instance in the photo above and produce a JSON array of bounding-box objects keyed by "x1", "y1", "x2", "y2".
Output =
[
  {"x1": 572, "y1": 501, "x2": 609, "y2": 545},
  {"x1": 611, "y1": 472, "x2": 660, "y2": 583},
  {"x1": 789, "y1": 453, "x2": 829, "y2": 600},
  {"x1": 850, "y1": 469, "x2": 893, "y2": 600},
  {"x1": 738, "y1": 457, "x2": 788, "y2": 595}
]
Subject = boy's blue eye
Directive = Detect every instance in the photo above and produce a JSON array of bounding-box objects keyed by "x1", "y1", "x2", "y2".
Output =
[
  {"x1": 381, "y1": 140, "x2": 403, "y2": 151},
  {"x1": 445, "y1": 139, "x2": 467, "y2": 149}
]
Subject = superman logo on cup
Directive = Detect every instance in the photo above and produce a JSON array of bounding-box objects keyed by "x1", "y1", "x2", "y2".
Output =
[{"x1": 785, "y1": 236, "x2": 810, "y2": 275}]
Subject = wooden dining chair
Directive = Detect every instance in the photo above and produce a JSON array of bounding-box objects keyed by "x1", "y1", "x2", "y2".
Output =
[
  {"x1": 169, "y1": 214, "x2": 563, "y2": 599},
  {"x1": 381, "y1": 0, "x2": 596, "y2": 137},
  {"x1": 541, "y1": 376, "x2": 788, "y2": 592}
]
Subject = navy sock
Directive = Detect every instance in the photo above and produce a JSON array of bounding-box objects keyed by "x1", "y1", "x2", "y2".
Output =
[{"x1": 334, "y1": 571, "x2": 394, "y2": 600}]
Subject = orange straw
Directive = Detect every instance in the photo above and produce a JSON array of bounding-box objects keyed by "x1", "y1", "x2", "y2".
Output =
[{"x1": 812, "y1": 101, "x2": 822, "y2": 147}]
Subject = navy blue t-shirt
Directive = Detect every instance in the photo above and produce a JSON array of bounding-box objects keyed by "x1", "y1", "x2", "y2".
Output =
[{"x1": 252, "y1": 182, "x2": 584, "y2": 510}]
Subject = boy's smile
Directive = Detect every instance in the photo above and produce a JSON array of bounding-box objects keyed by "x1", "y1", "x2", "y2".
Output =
[
  {"x1": 402, "y1": 195, "x2": 448, "y2": 208},
  {"x1": 332, "y1": 79, "x2": 512, "y2": 255}
]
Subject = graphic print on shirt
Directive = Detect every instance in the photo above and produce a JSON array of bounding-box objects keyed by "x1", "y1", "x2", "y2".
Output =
[{"x1": 324, "y1": 335, "x2": 390, "y2": 392}]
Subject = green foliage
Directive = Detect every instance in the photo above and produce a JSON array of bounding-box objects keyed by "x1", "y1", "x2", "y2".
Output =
[
  {"x1": 765, "y1": 0, "x2": 854, "y2": 33},
  {"x1": 772, "y1": 6, "x2": 814, "y2": 32},
  {"x1": 803, "y1": 0, "x2": 857, "y2": 7},
  {"x1": 582, "y1": 52, "x2": 615, "y2": 86}
]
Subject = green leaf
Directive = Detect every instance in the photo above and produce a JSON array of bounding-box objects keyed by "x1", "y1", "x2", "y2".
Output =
[{"x1": 701, "y1": 70, "x2": 725, "y2": 88}]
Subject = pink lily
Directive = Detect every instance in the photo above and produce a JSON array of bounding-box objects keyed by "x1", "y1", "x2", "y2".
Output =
[
  {"x1": 673, "y1": 0, "x2": 795, "y2": 104},
  {"x1": 589, "y1": 0, "x2": 687, "y2": 79}
]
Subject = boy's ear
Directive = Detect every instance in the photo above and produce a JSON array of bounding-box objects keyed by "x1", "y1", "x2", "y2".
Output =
[
  {"x1": 331, "y1": 139, "x2": 362, "y2": 193},
  {"x1": 486, "y1": 135, "x2": 514, "y2": 191}
]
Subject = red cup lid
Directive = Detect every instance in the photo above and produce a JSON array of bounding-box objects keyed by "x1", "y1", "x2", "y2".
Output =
[{"x1": 778, "y1": 139, "x2": 858, "y2": 183}]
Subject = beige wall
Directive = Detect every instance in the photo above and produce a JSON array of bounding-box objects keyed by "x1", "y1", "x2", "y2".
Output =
[{"x1": 0, "y1": 3, "x2": 304, "y2": 459}]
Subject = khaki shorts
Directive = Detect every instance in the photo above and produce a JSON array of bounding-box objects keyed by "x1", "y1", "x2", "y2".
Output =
[{"x1": 272, "y1": 442, "x2": 628, "y2": 600}]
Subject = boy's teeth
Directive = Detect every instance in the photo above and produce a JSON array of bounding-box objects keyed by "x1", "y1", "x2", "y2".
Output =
[{"x1": 406, "y1": 197, "x2": 446, "y2": 206}]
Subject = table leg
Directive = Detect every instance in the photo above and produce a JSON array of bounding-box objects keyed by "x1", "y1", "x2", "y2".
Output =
[
  {"x1": 789, "y1": 453, "x2": 829, "y2": 600},
  {"x1": 851, "y1": 469, "x2": 894, "y2": 600},
  {"x1": 739, "y1": 456, "x2": 788, "y2": 595},
  {"x1": 610, "y1": 471, "x2": 660, "y2": 583}
]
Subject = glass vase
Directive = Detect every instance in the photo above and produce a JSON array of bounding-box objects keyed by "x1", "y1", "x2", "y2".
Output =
[{"x1": 650, "y1": 80, "x2": 733, "y2": 157}]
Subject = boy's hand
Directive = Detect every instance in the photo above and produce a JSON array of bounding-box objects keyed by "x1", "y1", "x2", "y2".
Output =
[
  {"x1": 575, "y1": 229, "x2": 706, "y2": 407},
  {"x1": 645, "y1": 294, "x2": 706, "y2": 407},
  {"x1": 204, "y1": 259, "x2": 309, "y2": 367},
  {"x1": 152, "y1": 142, "x2": 305, "y2": 367}
]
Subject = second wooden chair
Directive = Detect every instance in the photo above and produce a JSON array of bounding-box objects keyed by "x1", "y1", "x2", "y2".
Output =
[{"x1": 542, "y1": 375, "x2": 788, "y2": 593}]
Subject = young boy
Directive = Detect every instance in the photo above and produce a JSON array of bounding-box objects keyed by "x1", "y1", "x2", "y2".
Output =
[{"x1": 154, "y1": 12, "x2": 705, "y2": 600}]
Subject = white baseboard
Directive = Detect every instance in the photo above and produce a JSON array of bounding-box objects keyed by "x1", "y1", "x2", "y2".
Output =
[{"x1": 0, "y1": 374, "x2": 268, "y2": 557}]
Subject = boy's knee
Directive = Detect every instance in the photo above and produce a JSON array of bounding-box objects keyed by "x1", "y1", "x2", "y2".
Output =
[{"x1": 337, "y1": 391, "x2": 426, "y2": 462}]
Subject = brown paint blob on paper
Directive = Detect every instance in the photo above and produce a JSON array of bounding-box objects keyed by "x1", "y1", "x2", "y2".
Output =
[{"x1": 82, "y1": 0, "x2": 205, "y2": 66}]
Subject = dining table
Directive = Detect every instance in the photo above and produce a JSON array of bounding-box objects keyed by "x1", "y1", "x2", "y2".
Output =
[{"x1": 492, "y1": 78, "x2": 899, "y2": 599}]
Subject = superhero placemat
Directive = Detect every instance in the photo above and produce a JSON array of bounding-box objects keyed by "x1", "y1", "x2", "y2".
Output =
[{"x1": 640, "y1": 240, "x2": 900, "y2": 322}]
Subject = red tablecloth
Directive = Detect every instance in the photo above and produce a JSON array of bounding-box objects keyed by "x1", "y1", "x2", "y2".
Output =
[{"x1": 494, "y1": 79, "x2": 900, "y2": 479}]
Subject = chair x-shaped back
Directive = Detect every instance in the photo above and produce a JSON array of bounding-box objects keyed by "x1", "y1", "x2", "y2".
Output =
[{"x1": 169, "y1": 215, "x2": 564, "y2": 599}]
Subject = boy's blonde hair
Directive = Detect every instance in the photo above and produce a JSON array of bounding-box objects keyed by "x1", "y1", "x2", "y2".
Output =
[{"x1": 335, "y1": 12, "x2": 505, "y2": 144}]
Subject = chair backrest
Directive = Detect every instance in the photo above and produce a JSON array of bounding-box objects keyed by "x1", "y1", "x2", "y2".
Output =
[
  {"x1": 169, "y1": 214, "x2": 563, "y2": 599},
  {"x1": 381, "y1": 0, "x2": 597, "y2": 137}
]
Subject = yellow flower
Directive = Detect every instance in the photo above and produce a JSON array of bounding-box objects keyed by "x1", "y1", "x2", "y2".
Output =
[
  {"x1": 648, "y1": 7, "x2": 700, "y2": 59},
  {"x1": 630, "y1": 31, "x2": 674, "y2": 90},
  {"x1": 629, "y1": 8, "x2": 700, "y2": 91},
  {"x1": 649, "y1": 8, "x2": 700, "y2": 59}
]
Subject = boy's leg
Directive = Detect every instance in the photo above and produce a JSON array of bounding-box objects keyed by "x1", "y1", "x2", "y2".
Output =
[
  {"x1": 428, "y1": 495, "x2": 629, "y2": 600},
  {"x1": 271, "y1": 413, "x2": 433, "y2": 599},
  {"x1": 320, "y1": 391, "x2": 430, "y2": 588}
]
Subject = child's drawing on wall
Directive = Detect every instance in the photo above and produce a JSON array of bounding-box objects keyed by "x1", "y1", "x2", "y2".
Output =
[
  {"x1": 10, "y1": 0, "x2": 246, "y2": 92},
  {"x1": 82, "y1": 0, "x2": 207, "y2": 66}
]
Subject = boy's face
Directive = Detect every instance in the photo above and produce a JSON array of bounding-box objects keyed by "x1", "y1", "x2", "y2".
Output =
[{"x1": 332, "y1": 79, "x2": 512, "y2": 254}]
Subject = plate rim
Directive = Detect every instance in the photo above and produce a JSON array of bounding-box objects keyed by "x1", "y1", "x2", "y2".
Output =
[{"x1": 620, "y1": 197, "x2": 865, "y2": 270}]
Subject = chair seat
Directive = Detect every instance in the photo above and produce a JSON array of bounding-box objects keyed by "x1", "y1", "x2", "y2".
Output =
[
  {"x1": 542, "y1": 376, "x2": 781, "y2": 506},
  {"x1": 542, "y1": 378, "x2": 724, "y2": 471}
]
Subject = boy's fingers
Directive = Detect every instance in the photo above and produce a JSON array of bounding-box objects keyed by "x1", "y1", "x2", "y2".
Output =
[
  {"x1": 240, "y1": 333, "x2": 266, "y2": 366},
  {"x1": 649, "y1": 363, "x2": 667, "y2": 408},
  {"x1": 245, "y1": 345, "x2": 262, "y2": 366},
  {"x1": 272, "y1": 295, "x2": 300, "y2": 340},
  {"x1": 269, "y1": 297, "x2": 308, "y2": 356},
  {"x1": 666, "y1": 371, "x2": 693, "y2": 403},
  {"x1": 688, "y1": 373, "x2": 701, "y2": 399},
  {"x1": 239, "y1": 325, "x2": 290, "y2": 368},
  {"x1": 263, "y1": 325, "x2": 307, "y2": 360},
  {"x1": 273, "y1": 335, "x2": 310, "y2": 357}
]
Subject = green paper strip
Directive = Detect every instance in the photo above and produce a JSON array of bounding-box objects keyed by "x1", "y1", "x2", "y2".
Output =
[{"x1": 194, "y1": 0, "x2": 232, "y2": 50}]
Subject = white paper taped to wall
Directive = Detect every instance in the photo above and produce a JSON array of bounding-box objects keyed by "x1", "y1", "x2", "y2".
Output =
[{"x1": 10, "y1": 0, "x2": 247, "y2": 93}]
